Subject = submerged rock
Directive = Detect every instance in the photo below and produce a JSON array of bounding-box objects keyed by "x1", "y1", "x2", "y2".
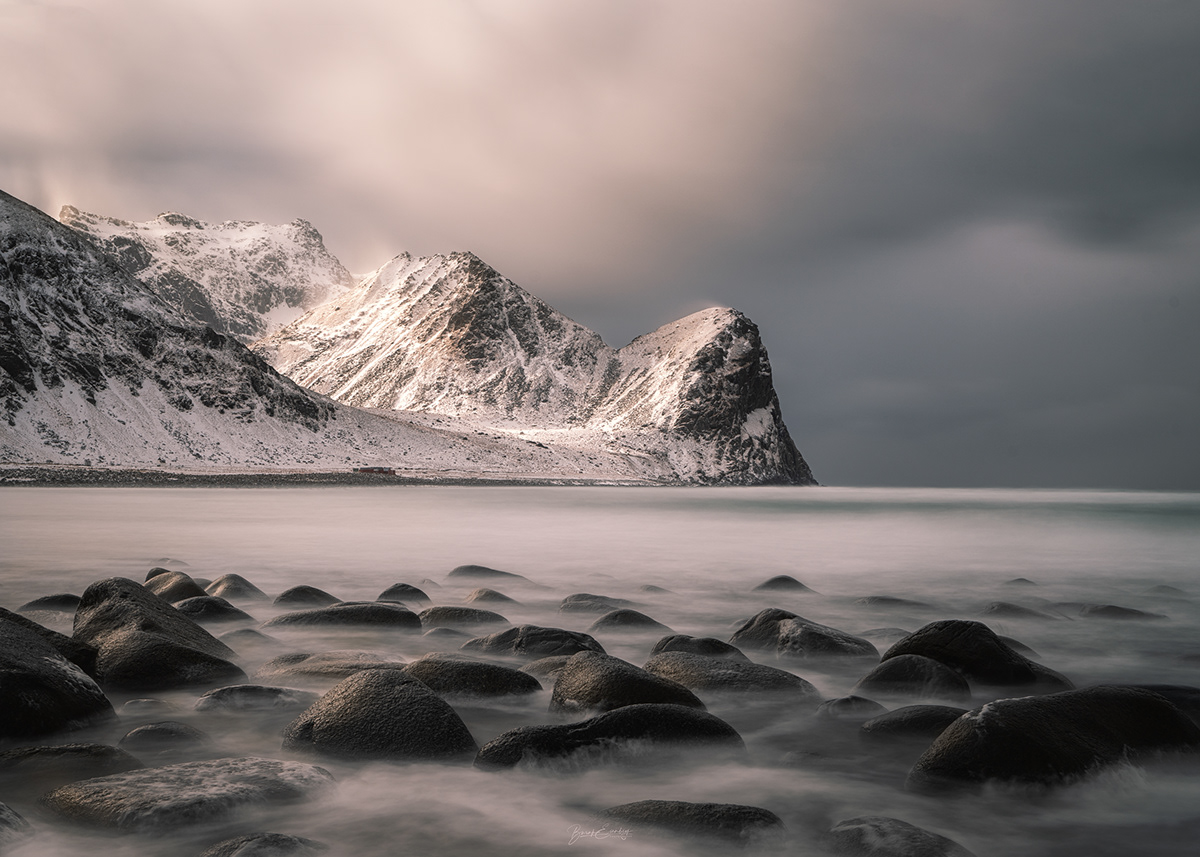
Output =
[
  {"x1": 195, "y1": 684, "x2": 321, "y2": 713},
  {"x1": 0, "y1": 605, "x2": 98, "y2": 676},
  {"x1": 0, "y1": 801, "x2": 30, "y2": 849},
  {"x1": 730, "y1": 609, "x2": 878, "y2": 660},
  {"x1": 852, "y1": 654, "x2": 971, "y2": 702},
  {"x1": 448, "y1": 564, "x2": 530, "y2": 583},
  {"x1": 977, "y1": 602, "x2": 1060, "y2": 621},
  {"x1": 0, "y1": 743, "x2": 143, "y2": 794},
  {"x1": 461, "y1": 624, "x2": 605, "y2": 659},
  {"x1": 376, "y1": 583, "x2": 431, "y2": 605},
  {"x1": 175, "y1": 595, "x2": 256, "y2": 624},
  {"x1": 418, "y1": 606, "x2": 509, "y2": 631},
  {"x1": 465, "y1": 588, "x2": 519, "y2": 605},
  {"x1": 829, "y1": 816, "x2": 976, "y2": 856},
  {"x1": 587, "y1": 609, "x2": 673, "y2": 634},
  {"x1": 560, "y1": 593, "x2": 638, "y2": 614},
  {"x1": 753, "y1": 575, "x2": 816, "y2": 592},
  {"x1": 593, "y1": 800, "x2": 784, "y2": 844},
  {"x1": 205, "y1": 574, "x2": 269, "y2": 602},
  {"x1": 144, "y1": 570, "x2": 208, "y2": 603},
  {"x1": 273, "y1": 586, "x2": 340, "y2": 608},
  {"x1": 400, "y1": 656, "x2": 542, "y2": 697},
  {"x1": 643, "y1": 651, "x2": 820, "y2": 700},
  {"x1": 200, "y1": 832, "x2": 328, "y2": 857},
  {"x1": 1079, "y1": 604, "x2": 1166, "y2": 620},
  {"x1": 118, "y1": 720, "x2": 210, "y2": 758},
  {"x1": 264, "y1": 602, "x2": 421, "y2": 630},
  {"x1": 17, "y1": 593, "x2": 81, "y2": 613},
  {"x1": 816, "y1": 696, "x2": 889, "y2": 724},
  {"x1": 860, "y1": 705, "x2": 969, "y2": 741},
  {"x1": 550, "y1": 652, "x2": 704, "y2": 714},
  {"x1": 255, "y1": 651, "x2": 407, "y2": 681}
]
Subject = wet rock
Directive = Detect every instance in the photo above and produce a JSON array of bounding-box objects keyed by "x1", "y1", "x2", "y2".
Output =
[
  {"x1": 587, "y1": 609, "x2": 673, "y2": 634},
  {"x1": 195, "y1": 685, "x2": 322, "y2": 713},
  {"x1": 0, "y1": 744, "x2": 143, "y2": 795},
  {"x1": 0, "y1": 606, "x2": 98, "y2": 676},
  {"x1": 175, "y1": 595, "x2": 256, "y2": 624},
  {"x1": 264, "y1": 602, "x2": 422, "y2": 630},
  {"x1": 1003, "y1": 578, "x2": 1038, "y2": 587},
  {"x1": 376, "y1": 583, "x2": 431, "y2": 605},
  {"x1": 753, "y1": 575, "x2": 816, "y2": 592},
  {"x1": 205, "y1": 574, "x2": 269, "y2": 602},
  {"x1": 649, "y1": 634, "x2": 748, "y2": 661},
  {"x1": 858, "y1": 628, "x2": 912, "y2": 644},
  {"x1": 860, "y1": 705, "x2": 969, "y2": 741},
  {"x1": 400, "y1": 656, "x2": 542, "y2": 697},
  {"x1": 255, "y1": 651, "x2": 408, "y2": 682},
  {"x1": 144, "y1": 570, "x2": 208, "y2": 603},
  {"x1": 731, "y1": 609, "x2": 879, "y2": 660},
  {"x1": 1123, "y1": 685, "x2": 1200, "y2": 726},
  {"x1": 118, "y1": 720, "x2": 210, "y2": 758},
  {"x1": 462, "y1": 624, "x2": 605, "y2": 659},
  {"x1": 0, "y1": 801, "x2": 30, "y2": 848},
  {"x1": 422, "y1": 627, "x2": 473, "y2": 643},
  {"x1": 200, "y1": 832, "x2": 328, "y2": 857},
  {"x1": 639, "y1": 585, "x2": 672, "y2": 594},
  {"x1": 145, "y1": 567, "x2": 173, "y2": 581},
  {"x1": 465, "y1": 588, "x2": 519, "y2": 605},
  {"x1": 816, "y1": 696, "x2": 889, "y2": 723},
  {"x1": 1145, "y1": 584, "x2": 1187, "y2": 597},
  {"x1": 221, "y1": 628, "x2": 279, "y2": 647},
  {"x1": 418, "y1": 605, "x2": 509, "y2": 631},
  {"x1": 475, "y1": 703, "x2": 743, "y2": 770},
  {"x1": 593, "y1": 799, "x2": 784, "y2": 844},
  {"x1": 520, "y1": 655, "x2": 573, "y2": 681},
  {"x1": 829, "y1": 816, "x2": 976, "y2": 856},
  {"x1": 17, "y1": 593, "x2": 81, "y2": 613},
  {"x1": 855, "y1": 596, "x2": 930, "y2": 609},
  {"x1": 73, "y1": 577, "x2": 245, "y2": 691},
  {"x1": 997, "y1": 635, "x2": 1038, "y2": 657},
  {"x1": 273, "y1": 586, "x2": 340, "y2": 608},
  {"x1": 977, "y1": 602, "x2": 1061, "y2": 620},
  {"x1": 550, "y1": 651, "x2": 704, "y2": 714},
  {"x1": 908, "y1": 686, "x2": 1200, "y2": 789},
  {"x1": 448, "y1": 564, "x2": 529, "y2": 583},
  {"x1": 120, "y1": 698, "x2": 176, "y2": 717},
  {"x1": 559, "y1": 593, "x2": 636, "y2": 613},
  {"x1": 882, "y1": 620, "x2": 1072, "y2": 691},
  {"x1": 852, "y1": 655, "x2": 972, "y2": 702},
  {"x1": 0, "y1": 619, "x2": 114, "y2": 740},
  {"x1": 41, "y1": 756, "x2": 333, "y2": 831},
  {"x1": 281, "y1": 669, "x2": 478, "y2": 762},
  {"x1": 643, "y1": 652, "x2": 820, "y2": 700},
  {"x1": 1079, "y1": 604, "x2": 1166, "y2": 620}
]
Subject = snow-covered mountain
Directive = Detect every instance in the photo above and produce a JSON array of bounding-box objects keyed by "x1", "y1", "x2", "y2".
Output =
[
  {"x1": 256, "y1": 252, "x2": 814, "y2": 484},
  {"x1": 59, "y1": 206, "x2": 354, "y2": 343}
]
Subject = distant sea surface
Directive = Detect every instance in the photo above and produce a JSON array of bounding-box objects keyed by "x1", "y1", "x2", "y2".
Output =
[{"x1": 2, "y1": 486, "x2": 1198, "y2": 856}]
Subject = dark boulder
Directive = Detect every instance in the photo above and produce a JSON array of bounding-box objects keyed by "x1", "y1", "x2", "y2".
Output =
[
  {"x1": 829, "y1": 816, "x2": 976, "y2": 856},
  {"x1": 195, "y1": 685, "x2": 321, "y2": 713},
  {"x1": 418, "y1": 605, "x2": 509, "y2": 631},
  {"x1": 17, "y1": 593, "x2": 81, "y2": 613},
  {"x1": 205, "y1": 574, "x2": 268, "y2": 602},
  {"x1": 145, "y1": 567, "x2": 173, "y2": 581},
  {"x1": 643, "y1": 652, "x2": 820, "y2": 700},
  {"x1": 377, "y1": 583, "x2": 431, "y2": 605},
  {"x1": 753, "y1": 575, "x2": 816, "y2": 592},
  {"x1": 0, "y1": 606, "x2": 98, "y2": 676},
  {"x1": 816, "y1": 696, "x2": 889, "y2": 723},
  {"x1": 731, "y1": 609, "x2": 878, "y2": 660},
  {"x1": 200, "y1": 832, "x2": 328, "y2": 857},
  {"x1": 855, "y1": 596, "x2": 931, "y2": 609},
  {"x1": 465, "y1": 588, "x2": 519, "y2": 605},
  {"x1": 852, "y1": 654, "x2": 972, "y2": 702},
  {"x1": 882, "y1": 620, "x2": 1072, "y2": 691},
  {"x1": 0, "y1": 620, "x2": 113, "y2": 740},
  {"x1": 118, "y1": 720, "x2": 210, "y2": 758},
  {"x1": 1004, "y1": 577, "x2": 1038, "y2": 587},
  {"x1": 281, "y1": 669, "x2": 478, "y2": 762},
  {"x1": 593, "y1": 800, "x2": 784, "y2": 844},
  {"x1": 221, "y1": 628, "x2": 279, "y2": 647},
  {"x1": 263, "y1": 602, "x2": 421, "y2": 630},
  {"x1": 475, "y1": 703, "x2": 743, "y2": 770},
  {"x1": 422, "y1": 627, "x2": 473, "y2": 643},
  {"x1": 587, "y1": 609, "x2": 673, "y2": 634},
  {"x1": 908, "y1": 686, "x2": 1200, "y2": 789},
  {"x1": 550, "y1": 652, "x2": 704, "y2": 714},
  {"x1": 400, "y1": 656, "x2": 542, "y2": 697},
  {"x1": 639, "y1": 585, "x2": 672, "y2": 594},
  {"x1": 40, "y1": 756, "x2": 333, "y2": 832},
  {"x1": 462, "y1": 624, "x2": 605, "y2": 659},
  {"x1": 520, "y1": 655, "x2": 573, "y2": 681},
  {"x1": 255, "y1": 651, "x2": 408, "y2": 682},
  {"x1": 448, "y1": 564, "x2": 529, "y2": 583},
  {"x1": 860, "y1": 705, "x2": 969, "y2": 741},
  {"x1": 1122, "y1": 685, "x2": 1200, "y2": 726},
  {"x1": 144, "y1": 570, "x2": 208, "y2": 603},
  {"x1": 0, "y1": 743, "x2": 143, "y2": 795},
  {"x1": 650, "y1": 634, "x2": 748, "y2": 661},
  {"x1": 977, "y1": 602, "x2": 1060, "y2": 621},
  {"x1": 273, "y1": 586, "x2": 340, "y2": 608},
  {"x1": 175, "y1": 595, "x2": 256, "y2": 624},
  {"x1": 559, "y1": 593, "x2": 636, "y2": 614},
  {"x1": 1079, "y1": 604, "x2": 1165, "y2": 620},
  {"x1": 120, "y1": 698, "x2": 176, "y2": 718}
]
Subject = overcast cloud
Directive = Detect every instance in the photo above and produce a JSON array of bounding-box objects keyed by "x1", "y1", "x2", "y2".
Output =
[{"x1": 2, "y1": 0, "x2": 1197, "y2": 488}]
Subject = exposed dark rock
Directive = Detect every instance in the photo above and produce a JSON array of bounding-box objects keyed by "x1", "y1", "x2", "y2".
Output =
[
  {"x1": 205, "y1": 574, "x2": 269, "y2": 602},
  {"x1": 448, "y1": 564, "x2": 529, "y2": 583},
  {"x1": 221, "y1": 628, "x2": 279, "y2": 647},
  {"x1": 908, "y1": 686, "x2": 1200, "y2": 789},
  {"x1": 1145, "y1": 584, "x2": 1187, "y2": 597},
  {"x1": 587, "y1": 609, "x2": 673, "y2": 634},
  {"x1": 17, "y1": 593, "x2": 81, "y2": 613},
  {"x1": 649, "y1": 634, "x2": 748, "y2": 661},
  {"x1": 0, "y1": 743, "x2": 143, "y2": 795},
  {"x1": 639, "y1": 585, "x2": 672, "y2": 594},
  {"x1": 858, "y1": 628, "x2": 912, "y2": 644},
  {"x1": 997, "y1": 635, "x2": 1038, "y2": 657},
  {"x1": 559, "y1": 593, "x2": 637, "y2": 613},
  {"x1": 120, "y1": 698, "x2": 176, "y2": 717},
  {"x1": 144, "y1": 570, "x2": 208, "y2": 603},
  {"x1": 593, "y1": 800, "x2": 784, "y2": 844},
  {"x1": 816, "y1": 696, "x2": 889, "y2": 723},
  {"x1": 643, "y1": 652, "x2": 820, "y2": 700},
  {"x1": 0, "y1": 619, "x2": 114, "y2": 740},
  {"x1": 195, "y1": 685, "x2": 322, "y2": 713},
  {"x1": 200, "y1": 832, "x2": 328, "y2": 857},
  {"x1": 852, "y1": 655, "x2": 972, "y2": 702},
  {"x1": 273, "y1": 586, "x2": 340, "y2": 608},
  {"x1": 40, "y1": 756, "x2": 333, "y2": 831},
  {"x1": 1079, "y1": 604, "x2": 1166, "y2": 620},
  {"x1": 730, "y1": 609, "x2": 879, "y2": 660},
  {"x1": 829, "y1": 816, "x2": 976, "y2": 856},
  {"x1": 860, "y1": 705, "x2": 969, "y2": 741},
  {"x1": 145, "y1": 567, "x2": 172, "y2": 581},
  {"x1": 376, "y1": 583, "x2": 431, "y2": 605},
  {"x1": 422, "y1": 627, "x2": 473, "y2": 643},
  {"x1": 753, "y1": 575, "x2": 816, "y2": 592},
  {"x1": 520, "y1": 656, "x2": 573, "y2": 681},
  {"x1": 475, "y1": 703, "x2": 743, "y2": 770},
  {"x1": 255, "y1": 651, "x2": 407, "y2": 682},
  {"x1": 281, "y1": 669, "x2": 478, "y2": 762},
  {"x1": 882, "y1": 620, "x2": 1072, "y2": 691},
  {"x1": 118, "y1": 720, "x2": 210, "y2": 757},
  {"x1": 977, "y1": 601, "x2": 1061, "y2": 620},
  {"x1": 1004, "y1": 578, "x2": 1038, "y2": 587},
  {"x1": 1121, "y1": 685, "x2": 1200, "y2": 726},
  {"x1": 550, "y1": 651, "x2": 704, "y2": 714},
  {"x1": 465, "y1": 588, "x2": 519, "y2": 605},
  {"x1": 855, "y1": 596, "x2": 930, "y2": 609},
  {"x1": 418, "y1": 605, "x2": 509, "y2": 631},
  {"x1": 264, "y1": 602, "x2": 421, "y2": 630},
  {"x1": 175, "y1": 595, "x2": 256, "y2": 624},
  {"x1": 462, "y1": 625, "x2": 605, "y2": 659},
  {"x1": 0, "y1": 606, "x2": 98, "y2": 676},
  {"x1": 400, "y1": 656, "x2": 542, "y2": 697}
]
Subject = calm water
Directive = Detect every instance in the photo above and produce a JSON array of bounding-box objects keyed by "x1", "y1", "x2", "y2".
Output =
[{"x1": 1, "y1": 486, "x2": 1198, "y2": 856}]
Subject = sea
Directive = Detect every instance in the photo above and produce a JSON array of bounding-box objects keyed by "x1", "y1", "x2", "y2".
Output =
[{"x1": 1, "y1": 485, "x2": 1198, "y2": 856}]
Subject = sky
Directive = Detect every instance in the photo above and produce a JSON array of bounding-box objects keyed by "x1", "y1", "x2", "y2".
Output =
[{"x1": 2, "y1": 0, "x2": 1198, "y2": 489}]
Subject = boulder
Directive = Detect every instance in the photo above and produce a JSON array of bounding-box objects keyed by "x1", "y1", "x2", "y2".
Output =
[
  {"x1": 882, "y1": 620, "x2": 1071, "y2": 691},
  {"x1": 282, "y1": 669, "x2": 478, "y2": 762},
  {"x1": 908, "y1": 686, "x2": 1200, "y2": 789},
  {"x1": 753, "y1": 575, "x2": 816, "y2": 592},
  {"x1": 852, "y1": 655, "x2": 971, "y2": 702},
  {"x1": 17, "y1": 593, "x2": 81, "y2": 613},
  {"x1": 829, "y1": 816, "x2": 976, "y2": 856},
  {"x1": 639, "y1": 585, "x2": 672, "y2": 594},
  {"x1": 976, "y1": 602, "x2": 1060, "y2": 621},
  {"x1": 448, "y1": 564, "x2": 529, "y2": 583},
  {"x1": 730, "y1": 609, "x2": 878, "y2": 660},
  {"x1": 1079, "y1": 604, "x2": 1165, "y2": 620},
  {"x1": 593, "y1": 800, "x2": 784, "y2": 844},
  {"x1": 144, "y1": 570, "x2": 208, "y2": 603},
  {"x1": 73, "y1": 577, "x2": 245, "y2": 691},
  {"x1": 465, "y1": 588, "x2": 519, "y2": 605},
  {"x1": 376, "y1": 583, "x2": 431, "y2": 605},
  {"x1": 263, "y1": 603, "x2": 421, "y2": 630},
  {"x1": 550, "y1": 652, "x2": 704, "y2": 714},
  {"x1": 0, "y1": 743, "x2": 143, "y2": 794},
  {"x1": 145, "y1": 567, "x2": 173, "y2": 581},
  {"x1": 860, "y1": 705, "x2": 969, "y2": 741},
  {"x1": 462, "y1": 625, "x2": 605, "y2": 659},
  {"x1": 400, "y1": 656, "x2": 541, "y2": 697},
  {"x1": 205, "y1": 574, "x2": 269, "y2": 602},
  {"x1": 587, "y1": 609, "x2": 673, "y2": 634},
  {"x1": 0, "y1": 620, "x2": 114, "y2": 740},
  {"x1": 816, "y1": 696, "x2": 889, "y2": 723},
  {"x1": 255, "y1": 651, "x2": 407, "y2": 682},
  {"x1": 649, "y1": 634, "x2": 748, "y2": 661},
  {"x1": 643, "y1": 652, "x2": 820, "y2": 700},
  {"x1": 200, "y1": 833, "x2": 328, "y2": 857},
  {"x1": 418, "y1": 606, "x2": 509, "y2": 631},
  {"x1": 0, "y1": 606, "x2": 98, "y2": 676},
  {"x1": 195, "y1": 685, "x2": 322, "y2": 713},
  {"x1": 118, "y1": 720, "x2": 210, "y2": 757},
  {"x1": 120, "y1": 698, "x2": 176, "y2": 718},
  {"x1": 855, "y1": 596, "x2": 930, "y2": 609},
  {"x1": 475, "y1": 703, "x2": 743, "y2": 770},
  {"x1": 559, "y1": 593, "x2": 636, "y2": 614},
  {"x1": 175, "y1": 595, "x2": 256, "y2": 624},
  {"x1": 520, "y1": 656, "x2": 573, "y2": 681},
  {"x1": 273, "y1": 586, "x2": 340, "y2": 608},
  {"x1": 41, "y1": 757, "x2": 333, "y2": 832}
]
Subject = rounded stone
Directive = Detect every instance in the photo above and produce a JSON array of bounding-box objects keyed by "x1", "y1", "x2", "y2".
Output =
[
  {"x1": 753, "y1": 575, "x2": 816, "y2": 592},
  {"x1": 400, "y1": 656, "x2": 542, "y2": 697},
  {"x1": 205, "y1": 574, "x2": 269, "y2": 602},
  {"x1": 643, "y1": 651, "x2": 821, "y2": 700},
  {"x1": 594, "y1": 800, "x2": 784, "y2": 844},
  {"x1": 418, "y1": 605, "x2": 509, "y2": 631},
  {"x1": 587, "y1": 609, "x2": 673, "y2": 634},
  {"x1": 815, "y1": 696, "x2": 889, "y2": 723},
  {"x1": 860, "y1": 705, "x2": 969, "y2": 741},
  {"x1": 255, "y1": 651, "x2": 408, "y2": 682},
  {"x1": 200, "y1": 833, "x2": 328, "y2": 857},
  {"x1": 462, "y1": 624, "x2": 606, "y2": 659},
  {"x1": 195, "y1": 685, "x2": 322, "y2": 713},
  {"x1": 264, "y1": 602, "x2": 422, "y2": 630},
  {"x1": 852, "y1": 654, "x2": 972, "y2": 702},
  {"x1": 175, "y1": 595, "x2": 256, "y2": 624},
  {"x1": 273, "y1": 586, "x2": 340, "y2": 608},
  {"x1": 650, "y1": 634, "x2": 748, "y2": 661},
  {"x1": 144, "y1": 570, "x2": 208, "y2": 603},
  {"x1": 550, "y1": 651, "x2": 704, "y2": 714},
  {"x1": 829, "y1": 816, "x2": 976, "y2": 856},
  {"x1": 376, "y1": 583, "x2": 431, "y2": 605}
]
